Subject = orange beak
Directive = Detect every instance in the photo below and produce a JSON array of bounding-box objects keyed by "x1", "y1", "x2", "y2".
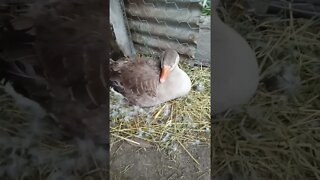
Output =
[{"x1": 160, "y1": 65, "x2": 170, "y2": 83}]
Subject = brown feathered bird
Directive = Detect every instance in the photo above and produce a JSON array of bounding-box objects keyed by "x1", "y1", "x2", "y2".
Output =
[{"x1": 0, "y1": 0, "x2": 109, "y2": 144}]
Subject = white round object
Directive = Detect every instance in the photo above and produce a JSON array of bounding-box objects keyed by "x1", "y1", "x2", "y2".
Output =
[{"x1": 212, "y1": 7, "x2": 260, "y2": 114}]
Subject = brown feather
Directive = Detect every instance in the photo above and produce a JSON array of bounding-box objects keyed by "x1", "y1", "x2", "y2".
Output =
[
  {"x1": 32, "y1": 0, "x2": 108, "y2": 142},
  {"x1": 0, "y1": 0, "x2": 109, "y2": 143},
  {"x1": 110, "y1": 57, "x2": 161, "y2": 105}
]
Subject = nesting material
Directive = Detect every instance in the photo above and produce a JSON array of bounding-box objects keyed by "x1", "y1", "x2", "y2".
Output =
[
  {"x1": 0, "y1": 87, "x2": 108, "y2": 179},
  {"x1": 263, "y1": 63, "x2": 302, "y2": 96},
  {"x1": 213, "y1": 2, "x2": 320, "y2": 179},
  {"x1": 110, "y1": 62, "x2": 211, "y2": 151}
]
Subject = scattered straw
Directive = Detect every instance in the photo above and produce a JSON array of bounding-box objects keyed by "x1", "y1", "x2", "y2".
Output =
[
  {"x1": 213, "y1": 1, "x2": 320, "y2": 179},
  {"x1": 110, "y1": 61, "x2": 211, "y2": 153},
  {"x1": 111, "y1": 133, "x2": 140, "y2": 146},
  {"x1": 0, "y1": 88, "x2": 108, "y2": 179},
  {"x1": 177, "y1": 139, "x2": 200, "y2": 166}
]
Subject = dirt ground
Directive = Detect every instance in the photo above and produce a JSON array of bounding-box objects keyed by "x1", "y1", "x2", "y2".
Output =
[{"x1": 110, "y1": 139, "x2": 210, "y2": 180}]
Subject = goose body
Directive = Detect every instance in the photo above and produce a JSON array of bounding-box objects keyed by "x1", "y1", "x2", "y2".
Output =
[
  {"x1": 110, "y1": 50, "x2": 191, "y2": 107},
  {"x1": 0, "y1": 0, "x2": 109, "y2": 143},
  {"x1": 213, "y1": 0, "x2": 260, "y2": 114}
]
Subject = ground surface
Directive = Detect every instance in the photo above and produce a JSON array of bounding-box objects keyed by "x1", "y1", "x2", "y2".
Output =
[{"x1": 110, "y1": 139, "x2": 210, "y2": 180}]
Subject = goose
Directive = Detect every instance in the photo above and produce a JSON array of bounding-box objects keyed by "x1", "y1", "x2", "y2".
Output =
[
  {"x1": 110, "y1": 49, "x2": 192, "y2": 107},
  {"x1": 0, "y1": 0, "x2": 109, "y2": 144},
  {"x1": 212, "y1": 0, "x2": 260, "y2": 115}
]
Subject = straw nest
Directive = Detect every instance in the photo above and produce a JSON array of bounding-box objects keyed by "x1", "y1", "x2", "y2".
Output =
[
  {"x1": 110, "y1": 61, "x2": 211, "y2": 152},
  {"x1": 213, "y1": 1, "x2": 320, "y2": 180},
  {"x1": 0, "y1": 55, "x2": 210, "y2": 179},
  {"x1": 0, "y1": 87, "x2": 108, "y2": 179}
]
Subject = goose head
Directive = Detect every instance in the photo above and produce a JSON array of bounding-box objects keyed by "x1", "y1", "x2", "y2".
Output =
[{"x1": 160, "y1": 49, "x2": 180, "y2": 83}]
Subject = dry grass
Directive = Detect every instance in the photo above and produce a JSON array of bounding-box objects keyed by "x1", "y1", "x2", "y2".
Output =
[
  {"x1": 212, "y1": 1, "x2": 320, "y2": 179},
  {"x1": 0, "y1": 88, "x2": 108, "y2": 179},
  {"x1": 110, "y1": 62, "x2": 211, "y2": 153}
]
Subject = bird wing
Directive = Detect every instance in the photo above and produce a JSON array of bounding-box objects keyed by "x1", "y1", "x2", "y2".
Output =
[
  {"x1": 34, "y1": 0, "x2": 108, "y2": 107},
  {"x1": 110, "y1": 58, "x2": 161, "y2": 99},
  {"x1": 0, "y1": 0, "x2": 109, "y2": 143}
]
